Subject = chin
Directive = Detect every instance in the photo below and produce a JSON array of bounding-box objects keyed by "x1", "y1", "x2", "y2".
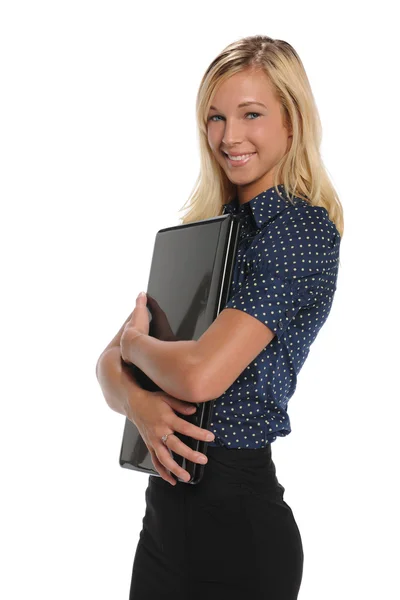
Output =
[{"x1": 226, "y1": 169, "x2": 259, "y2": 183}]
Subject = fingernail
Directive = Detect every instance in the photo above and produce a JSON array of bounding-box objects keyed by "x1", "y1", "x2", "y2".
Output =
[{"x1": 206, "y1": 434, "x2": 214, "y2": 441}]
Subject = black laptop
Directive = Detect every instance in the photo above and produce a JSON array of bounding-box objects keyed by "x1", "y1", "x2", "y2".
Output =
[{"x1": 119, "y1": 211, "x2": 241, "y2": 485}]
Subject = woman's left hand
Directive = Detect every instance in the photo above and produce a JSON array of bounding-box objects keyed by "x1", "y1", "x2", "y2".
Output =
[{"x1": 120, "y1": 292, "x2": 149, "y2": 363}]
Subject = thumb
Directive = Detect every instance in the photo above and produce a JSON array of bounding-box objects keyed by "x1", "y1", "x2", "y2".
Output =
[
  {"x1": 155, "y1": 392, "x2": 197, "y2": 415},
  {"x1": 136, "y1": 291, "x2": 147, "y2": 304}
]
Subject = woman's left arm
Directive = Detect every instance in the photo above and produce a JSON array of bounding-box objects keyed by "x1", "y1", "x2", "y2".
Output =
[
  {"x1": 120, "y1": 331, "x2": 199, "y2": 403},
  {"x1": 120, "y1": 292, "x2": 199, "y2": 402}
]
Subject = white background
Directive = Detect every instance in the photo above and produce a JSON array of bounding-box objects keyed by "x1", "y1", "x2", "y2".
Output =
[{"x1": 1, "y1": 1, "x2": 399, "y2": 598}]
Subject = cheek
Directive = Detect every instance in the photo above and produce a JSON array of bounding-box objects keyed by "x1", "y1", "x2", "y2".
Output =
[
  {"x1": 207, "y1": 128, "x2": 218, "y2": 151},
  {"x1": 254, "y1": 127, "x2": 285, "y2": 156},
  {"x1": 249, "y1": 125, "x2": 272, "y2": 149},
  {"x1": 207, "y1": 131, "x2": 223, "y2": 164}
]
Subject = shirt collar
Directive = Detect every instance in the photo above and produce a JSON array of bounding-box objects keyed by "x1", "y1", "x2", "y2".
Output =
[{"x1": 222, "y1": 184, "x2": 296, "y2": 229}]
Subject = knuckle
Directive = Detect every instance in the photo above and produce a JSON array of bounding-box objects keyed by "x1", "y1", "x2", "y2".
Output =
[{"x1": 154, "y1": 424, "x2": 170, "y2": 439}]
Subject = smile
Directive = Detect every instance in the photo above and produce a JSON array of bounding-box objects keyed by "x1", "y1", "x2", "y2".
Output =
[{"x1": 223, "y1": 152, "x2": 256, "y2": 167}]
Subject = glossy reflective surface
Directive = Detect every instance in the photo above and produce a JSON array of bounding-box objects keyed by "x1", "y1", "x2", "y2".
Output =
[{"x1": 120, "y1": 213, "x2": 240, "y2": 484}]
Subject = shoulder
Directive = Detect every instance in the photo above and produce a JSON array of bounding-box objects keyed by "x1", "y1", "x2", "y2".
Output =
[
  {"x1": 262, "y1": 198, "x2": 340, "y2": 250},
  {"x1": 249, "y1": 198, "x2": 340, "y2": 287}
]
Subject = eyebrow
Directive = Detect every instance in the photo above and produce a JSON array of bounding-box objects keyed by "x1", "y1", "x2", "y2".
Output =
[{"x1": 209, "y1": 101, "x2": 267, "y2": 111}]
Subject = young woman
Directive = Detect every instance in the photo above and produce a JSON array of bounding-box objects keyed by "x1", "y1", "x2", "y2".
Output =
[{"x1": 96, "y1": 35, "x2": 343, "y2": 600}]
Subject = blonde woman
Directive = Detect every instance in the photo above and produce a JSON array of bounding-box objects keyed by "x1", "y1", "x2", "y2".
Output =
[{"x1": 96, "y1": 34, "x2": 343, "y2": 600}]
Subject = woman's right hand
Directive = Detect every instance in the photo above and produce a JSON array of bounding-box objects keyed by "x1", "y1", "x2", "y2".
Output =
[{"x1": 126, "y1": 390, "x2": 215, "y2": 485}]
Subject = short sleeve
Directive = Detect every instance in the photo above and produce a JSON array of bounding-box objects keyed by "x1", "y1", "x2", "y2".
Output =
[{"x1": 224, "y1": 207, "x2": 339, "y2": 340}]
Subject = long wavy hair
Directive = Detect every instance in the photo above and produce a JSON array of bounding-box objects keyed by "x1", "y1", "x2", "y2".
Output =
[{"x1": 177, "y1": 35, "x2": 344, "y2": 238}]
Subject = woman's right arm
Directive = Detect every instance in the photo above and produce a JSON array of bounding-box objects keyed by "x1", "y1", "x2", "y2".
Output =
[
  {"x1": 96, "y1": 346, "x2": 146, "y2": 417},
  {"x1": 95, "y1": 313, "x2": 216, "y2": 484},
  {"x1": 95, "y1": 310, "x2": 145, "y2": 417},
  {"x1": 95, "y1": 311, "x2": 196, "y2": 418}
]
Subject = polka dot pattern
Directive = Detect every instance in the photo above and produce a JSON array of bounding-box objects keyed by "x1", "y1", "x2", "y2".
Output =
[{"x1": 207, "y1": 184, "x2": 341, "y2": 449}]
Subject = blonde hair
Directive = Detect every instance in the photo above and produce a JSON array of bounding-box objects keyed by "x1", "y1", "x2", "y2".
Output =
[{"x1": 177, "y1": 35, "x2": 344, "y2": 238}]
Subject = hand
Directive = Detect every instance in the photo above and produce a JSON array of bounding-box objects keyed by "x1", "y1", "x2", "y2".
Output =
[{"x1": 126, "y1": 390, "x2": 215, "y2": 486}]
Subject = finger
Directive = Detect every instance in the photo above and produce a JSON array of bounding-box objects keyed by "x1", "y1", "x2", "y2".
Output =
[
  {"x1": 163, "y1": 397, "x2": 197, "y2": 415},
  {"x1": 155, "y1": 434, "x2": 211, "y2": 483},
  {"x1": 155, "y1": 440, "x2": 194, "y2": 483},
  {"x1": 151, "y1": 391, "x2": 196, "y2": 415},
  {"x1": 172, "y1": 404, "x2": 196, "y2": 415},
  {"x1": 165, "y1": 432, "x2": 210, "y2": 466},
  {"x1": 149, "y1": 447, "x2": 176, "y2": 486},
  {"x1": 172, "y1": 414, "x2": 215, "y2": 443},
  {"x1": 136, "y1": 291, "x2": 147, "y2": 303}
]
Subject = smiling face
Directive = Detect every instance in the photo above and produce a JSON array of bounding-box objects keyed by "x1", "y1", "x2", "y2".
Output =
[{"x1": 206, "y1": 68, "x2": 293, "y2": 205}]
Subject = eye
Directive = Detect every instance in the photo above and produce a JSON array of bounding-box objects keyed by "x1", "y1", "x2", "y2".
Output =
[{"x1": 207, "y1": 112, "x2": 261, "y2": 122}]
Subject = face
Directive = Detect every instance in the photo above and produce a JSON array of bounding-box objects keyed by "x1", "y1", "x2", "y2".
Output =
[{"x1": 206, "y1": 68, "x2": 292, "y2": 205}]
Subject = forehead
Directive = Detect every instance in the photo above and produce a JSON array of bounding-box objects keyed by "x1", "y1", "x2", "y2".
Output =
[{"x1": 210, "y1": 69, "x2": 278, "y2": 107}]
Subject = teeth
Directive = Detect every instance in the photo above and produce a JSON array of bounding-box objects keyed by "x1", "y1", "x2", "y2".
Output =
[{"x1": 227, "y1": 153, "x2": 253, "y2": 161}]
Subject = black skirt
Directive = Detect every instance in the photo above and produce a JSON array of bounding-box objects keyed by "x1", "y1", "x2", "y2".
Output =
[{"x1": 129, "y1": 444, "x2": 304, "y2": 599}]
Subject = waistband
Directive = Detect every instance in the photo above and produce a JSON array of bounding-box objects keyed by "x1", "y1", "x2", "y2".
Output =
[
  {"x1": 195, "y1": 442, "x2": 284, "y2": 500},
  {"x1": 206, "y1": 444, "x2": 272, "y2": 461}
]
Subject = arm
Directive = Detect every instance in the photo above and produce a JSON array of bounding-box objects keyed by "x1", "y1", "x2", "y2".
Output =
[
  {"x1": 96, "y1": 309, "x2": 134, "y2": 363},
  {"x1": 95, "y1": 310, "x2": 147, "y2": 416},
  {"x1": 121, "y1": 332, "x2": 199, "y2": 403},
  {"x1": 119, "y1": 308, "x2": 274, "y2": 405},
  {"x1": 96, "y1": 346, "x2": 147, "y2": 417}
]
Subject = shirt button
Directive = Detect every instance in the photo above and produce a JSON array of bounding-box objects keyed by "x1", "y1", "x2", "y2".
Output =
[
  {"x1": 285, "y1": 309, "x2": 291, "y2": 318},
  {"x1": 278, "y1": 320, "x2": 283, "y2": 329}
]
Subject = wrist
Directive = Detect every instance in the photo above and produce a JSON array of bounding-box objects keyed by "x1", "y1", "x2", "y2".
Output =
[
  {"x1": 120, "y1": 358, "x2": 148, "y2": 414},
  {"x1": 120, "y1": 327, "x2": 143, "y2": 364}
]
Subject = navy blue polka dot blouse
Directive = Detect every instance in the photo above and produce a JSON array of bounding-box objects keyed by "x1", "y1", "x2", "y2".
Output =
[{"x1": 207, "y1": 184, "x2": 341, "y2": 449}]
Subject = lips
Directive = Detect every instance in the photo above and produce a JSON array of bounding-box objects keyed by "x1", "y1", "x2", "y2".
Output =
[
  {"x1": 223, "y1": 151, "x2": 256, "y2": 167},
  {"x1": 223, "y1": 151, "x2": 255, "y2": 158}
]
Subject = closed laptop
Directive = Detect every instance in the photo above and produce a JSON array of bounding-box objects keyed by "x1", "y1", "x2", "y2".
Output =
[{"x1": 119, "y1": 212, "x2": 240, "y2": 485}]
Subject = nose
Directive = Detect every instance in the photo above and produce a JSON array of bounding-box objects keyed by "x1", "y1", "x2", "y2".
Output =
[{"x1": 221, "y1": 118, "x2": 245, "y2": 147}]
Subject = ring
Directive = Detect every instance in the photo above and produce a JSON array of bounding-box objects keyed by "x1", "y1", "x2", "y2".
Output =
[{"x1": 161, "y1": 432, "x2": 174, "y2": 445}]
